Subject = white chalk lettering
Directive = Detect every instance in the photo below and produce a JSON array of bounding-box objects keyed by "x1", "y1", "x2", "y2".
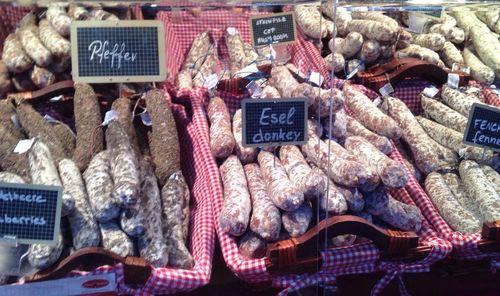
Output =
[
  {"x1": 259, "y1": 108, "x2": 295, "y2": 126},
  {"x1": 88, "y1": 40, "x2": 137, "y2": 69},
  {"x1": 252, "y1": 129, "x2": 302, "y2": 143},
  {"x1": 0, "y1": 190, "x2": 46, "y2": 203},
  {"x1": 0, "y1": 214, "x2": 46, "y2": 226}
]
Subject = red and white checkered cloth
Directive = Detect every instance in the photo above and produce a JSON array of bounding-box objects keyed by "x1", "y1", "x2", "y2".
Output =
[{"x1": 0, "y1": 5, "x2": 30, "y2": 51}]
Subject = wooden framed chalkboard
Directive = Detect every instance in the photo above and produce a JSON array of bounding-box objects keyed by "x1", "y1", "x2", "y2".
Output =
[
  {"x1": 249, "y1": 12, "x2": 296, "y2": 47},
  {"x1": 242, "y1": 98, "x2": 308, "y2": 147},
  {"x1": 71, "y1": 20, "x2": 166, "y2": 83},
  {"x1": 0, "y1": 183, "x2": 62, "y2": 245},
  {"x1": 463, "y1": 103, "x2": 500, "y2": 152}
]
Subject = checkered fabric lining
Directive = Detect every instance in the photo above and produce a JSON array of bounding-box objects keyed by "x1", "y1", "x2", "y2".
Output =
[
  {"x1": 0, "y1": 5, "x2": 30, "y2": 51},
  {"x1": 184, "y1": 84, "x2": 452, "y2": 295}
]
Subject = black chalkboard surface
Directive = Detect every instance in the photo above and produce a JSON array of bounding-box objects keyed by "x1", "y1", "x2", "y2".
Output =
[
  {"x1": 463, "y1": 103, "x2": 500, "y2": 152},
  {"x1": 249, "y1": 12, "x2": 296, "y2": 47},
  {"x1": 242, "y1": 98, "x2": 307, "y2": 147},
  {"x1": 71, "y1": 20, "x2": 166, "y2": 83},
  {"x1": 0, "y1": 183, "x2": 62, "y2": 245}
]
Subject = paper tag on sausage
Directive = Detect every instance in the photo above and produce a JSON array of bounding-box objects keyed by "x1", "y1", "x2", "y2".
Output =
[
  {"x1": 422, "y1": 86, "x2": 439, "y2": 98},
  {"x1": 452, "y1": 63, "x2": 470, "y2": 75},
  {"x1": 309, "y1": 71, "x2": 324, "y2": 86},
  {"x1": 102, "y1": 110, "x2": 117, "y2": 126},
  {"x1": 140, "y1": 111, "x2": 152, "y2": 126},
  {"x1": 49, "y1": 95, "x2": 63, "y2": 102},
  {"x1": 246, "y1": 80, "x2": 262, "y2": 98},
  {"x1": 373, "y1": 97, "x2": 382, "y2": 107},
  {"x1": 43, "y1": 114, "x2": 59, "y2": 124},
  {"x1": 203, "y1": 74, "x2": 219, "y2": 90},
  {"x1": 11, "y1": 115, "x2": 21, "y2": 129},
  {"x1": 447, "y1": 73, "x2": 460, "y2": 89},
  {"x1": 235, "y1": 64, "x2": 259, "y2": 78},
  {"x1": 465, "y1": 87, "x2": 481, "y2": 94},
  {"x1": 408, "y1": 12, "x2": 429, "y2": 33},
  {"x1": 379, "y1": 83, "x2": 394, "y2": 97},
  {"x1": 269, "y1": 44, "x2": 277, "y2": 60},
  {"x1": 14, "y1": 138, "x2": 36, "y2": 154},
  {"x1": 227, "y1": 27, "x2": 238, "y2": 36}
]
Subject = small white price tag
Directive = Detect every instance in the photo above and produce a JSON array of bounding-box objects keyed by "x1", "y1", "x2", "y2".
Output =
[
  {"x1": 49, "y1": 95, "x2": 63, "y2": 102},
  {"x1": 379, "y1": 83, "x2": 394, "y2": 97},
  {"x1": 447, "y1": 73, "x2": 460, "y2": 89},
  {"x1": 452, "y1": 63, "x2": 470, "y2": 75},
  {"x1": 408, "y1": 12, "x2": 428, "y2": 33},
  {"x1": 235, "y1": 64, "x2": 259, "y2": 78},
  {"x1": 246, "y1": 80, "x2": 262, "y2": 98},
  {"x1": 309, "y1": 71, "x2": 324, "y2": 87},
  {"x1": 140, "y1": 111, "x2": 152, "y2": 126},
  {"x1": 43, "y1": 114, "x2": 59, "y2": 124},
  {"x1": 346, "y1": 67, "x2": 359, "y2": 80},
  {"x1": 422, "y1": 86, "x2": 439, "y2": 98},
  {"x1": 227, "y1": 27, "x2": 237, "y2": 36},
  {"x1": 465, "y1": 87, "x2": 481, "y2": 94},
  {"x1": 373, "y1": 97, "x2": 382, "y2": 107},
  {"x1": 11, "y1": 115, "x2": 21, "y2": 129},
  {"x1": 203, "y1": 74, "x2": 219, "y2": 90},
  {"x1": 14, "y1": 138, "x2": 35, "y2": 154},
  {"x1": 269, "y1": 44, "x2": 277, "y2": 60},
  {"x1": 102, "y1": 110, "x2": 117, "y2": 126}
]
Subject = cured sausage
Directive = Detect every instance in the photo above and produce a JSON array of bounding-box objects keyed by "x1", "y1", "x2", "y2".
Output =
[
  {"x1": 233, "y1": 109, "x2": 257, "y2": 163},
  {"x1": 208, "y1": 97, "x2": 235, "y2": 159}
]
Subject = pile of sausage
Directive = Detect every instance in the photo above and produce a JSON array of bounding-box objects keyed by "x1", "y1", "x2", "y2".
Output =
[
  {"x1": 383, "y1": 86, "x2": 500, "y2": 235},
  {"x1": 295, "y1": 3, "x2": 499, "y2": 85},
  {"x1": 0, "y1": 3, "x2": 122, "y2": 97},
  {"x1": 209, "y1": 64, "x2": 423, "y2": 259},
  {"x1": 0, "y1": 84, "x2": 193, "y2": 277}
]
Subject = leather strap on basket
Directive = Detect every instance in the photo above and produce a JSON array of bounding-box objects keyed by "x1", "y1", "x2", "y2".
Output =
[
  {"x1": 482, "y1": 220, "x2": 500, "y2": 243},
  {"x1": 265, "y1": 215, "x2": 421, "y2": 275},
  {"x1": 25, "y1": 247, "x2": 152, "y2": 287}
]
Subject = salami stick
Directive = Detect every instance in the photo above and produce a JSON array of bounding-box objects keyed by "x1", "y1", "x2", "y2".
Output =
[
  {"x1": 269, "y1": 66, "x2": 299, "y2": 98},
  {"x1": 425, "y1": 173, "x2": 481, "y2": 234},
  {"x1": 421, "y1": 95, "x2": 468, "y2": 133},
  {"x1": 441, "y1": 85, "x2": 480, "y2": 117},
  {"x1": 233, "y1": 109, "x2": 257, "y2": 163},
  {"x1": 345, "y1": 114, "x2": 393, "y2": 154},
  {"x1": 244, "y1": 164, "x2": 281, "y2": 241},
  {"x1": 238, "y1": 231, "x2": 267, "y2": 259},
  {"x1": 2, "y1": 33, "x2": 32, "y2": 73},
  {"x1": 183, "y1": 30, "x2": 212, "y2": 73},
  {"x1": 282, "y1": 202, "x2": 313, "y2": 237},
  {"x1": 219, "y1": 156, "x2": 252, "y2": 236},
  {"x1": 308, "y1": 163, "x2": 349, "y2": 214},
  {"x1": 258, "y1": 151, "x2": 304, "y2": 212},
  {"x1": 442, "y1": 172, "x2": 481, "y2": 220},
  {"x1": 59, "y1": 159, "x2": 100, "y2": 249},
  {"x1": 460, "y1": 160, "x2": 500, "y2": 223},
  {"x1": 100, "y1": 222, "x2": 135, "y2": 257},
  {"x1": 83, "y1": 151, "x2": 120, "y2": 222},
  {"x1": 481, "y1": 165, "x2": 500, "y2": 193},
  {"x1": 208, "y1": 97, "x2": 235, "y2": 159},
  {"x1": 28, "y1": 233, "x2": 64, "y2": 269},
  {"x1": 345, "y1": 136, "x2": 408, "y2": 188}
]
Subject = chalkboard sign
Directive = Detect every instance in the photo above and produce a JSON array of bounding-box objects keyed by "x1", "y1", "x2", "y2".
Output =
[
  {"x1": 0, "y1": 183, "x2": 62, "y2": 245},
  {"x1": 242, "y1": 98, "x2": 308, "y2": 147},
  {"x1": 463, "y1": 103, "x2": 500, "y2": 152},
  {"x1": 71, "y1": 20, "x2": 166, "y2": 83},
  {"x1": 249, "y1": 12, "x2": 296, "y2": 47}
]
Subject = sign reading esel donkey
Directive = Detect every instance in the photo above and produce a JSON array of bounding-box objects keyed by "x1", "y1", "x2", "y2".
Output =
[
  {"x1": 71, "y1": 20, "x2": 166, "y2": 83},
  {"x1": 249, "y1": 12, "x2": 296, "y2": 47},
  {"x1": 463, "y1": 103, "x2": 500, "y2": 152},
  {"x1": 242, "y1": 98, "x2": 308, "y2": 147}
]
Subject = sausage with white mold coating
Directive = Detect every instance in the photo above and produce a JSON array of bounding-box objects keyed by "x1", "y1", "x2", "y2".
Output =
[
  {"x1": 413, "y1": 33, "x2": 446, "y2": 51},
  {"x1": 28, "y1": 233, "x2": 64, "y2": 269},
  {"x1": 161, "y1": 171, "x2": 194, "y2": 269},
  {"x1": 322, "y1": 109, "x2": 347, "y2": 139},
  {"x1": 19, "y1": 25, "x2": 53, "y2": 68},
  {"x1": 83, "y1": 151, "x2": 120, "y2": 222},
  {"x1": 324, "y1": 53, "x2": 345, "y2": 73},
  {"x1": 29, "y1": 140, "x2": 75, "y2": 217},
  {"x1": 343, "y1": 84, "x2": 401, "y2": 140},
  {"x1": 442, "y1": 172, "x2": 481, "y2": 220},
  {"x1": 208, "y1": 97, "x2": 235, "y2": 159},
  {"x1": 463, "y1": 47, "x2": 495, "y2": 85},
  {"x1": 183, "y1": 30, "x2": 212, "y2": 74},
  {"x1": 2, "y1": 34, "x2": 32, "y2": 73},
  {"x1": 269, "y1": 66, "x2": 299, "y2": 98},
  {"x1": 425, "y1": 172, "x2": 481, "y2": 234},
  {"x1": 345, "y1": 136, "x2": 408, "y2": 189},
  {"x1": 313, "y1": 88, "x2": 345, "y2": 118},
  {"x1": 294, "y1": 5, "x2": 328, "y2": 39},
  {"x1": 421, "y1": 95, "x2": 468, "y2": 133},
  {"x1": 30, "y1": 66, "x2": 56, "y2": 89},
  {"x1": 345, "y1": 114, "x2": 392, "y2": 155},
  {"x1": 346, "y1": 19, "x2": 397, "y2": 42},
  {"x1": 106, "y1": 121, "x2": 140, "y2": 206},
  {"x1": 100, "y1": 221, "x2": 135, "y2": 257},
  {"x1": 46, "y1": 3, "x2": 71, "y2": 37},
  {"x1": 58, "y1": 159, "x2": 101, "y2": 249},
  {"x1": 395, "y1": 45, "x2": 445, "y2": 67},
  {"x1": 0, "y1": 60, "x2": 11, "y2": 96},
  {"x1": 282, "y1": 201, "x2": 313, "y2": 238},
  {"x1": 233, "y1": 109, "x2": 257, "y2": 163},
  {"x1": 481, "y1": 165, "x2": 500, "y2": 193},
  {"x1": 460, "y1": 160, "x2": 500, "y2": 223},
  {"x1": 137, "y1": 160, "x2": 168, "y2": 267},
  {"x1": 38, "y1": 19, "x2": 71, "y2": 59},
  {"x1": 441, "y1": 85, "x2": 480, "y2": 117},
  {"x1": 332, "y1": 32, "x2": 364, "y2": 59},
  {"x1": 0, "y1": 172, "x2": 25, "y2": 183},
  {"x1": 238, "y1": 231, "x2": 267, "y2": 259},
  {"x1": 358, "y1": 40, "x2": 380, "y2": 64},
  {"x1": 258, "y1": 151, "x2": 304, "y2": 212},
  {"x1": 440, "y1": 41, "x2": 464, "y2": 68},
  {"x1": 244, "y1": 163, "x2": 281, "y2": 242}
]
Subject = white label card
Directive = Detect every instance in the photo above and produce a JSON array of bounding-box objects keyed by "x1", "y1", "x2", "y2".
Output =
[
  {"x1": 373, "y1": 97, "x2": 382, "y2": 107},
  {"x1": 379, "y1": 83, "x2": 394, "y2": 97},
  {"x1": 346, "y1": 67, "x2": 359, "y2": 80},
  {"x1": 203, "y1": 74, "x2": 219, "y2": 90},
  {"x1": 246, "y1": 80, "x2": 263, "y2": 98},
  {"x1": 14, "y1": 138, "x2": 35, "y2": 154},
  {"x1": 43, "y1": 114, "x2": 59, "y2": 124},
  {"x1": 422, "y1": 86, "x2": 439, "y2": 98},
  {"x1": 447, "y1": 73, "x2": 460, "y2": 89},
  {"x1": 140, "y1": 112, "x2": 152, "y2": 126},
  {"x1": 102, "y1": 110, "x2": 118, "y2": 126},
  {"x1": 11, "y1": 115, "x2": 21, "y2": 129},
  {"x1": 309, "y1": 71, "x2": 324, "y2": 87},
  {"x1": 408, "y1": 12, "x2": 428, "y2": 33}
]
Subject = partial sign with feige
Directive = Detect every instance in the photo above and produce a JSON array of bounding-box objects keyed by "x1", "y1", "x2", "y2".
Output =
[
  {"x1": 71, "y1": 20, "x2": 166, "y2": 83},
  {"x1": 0, "y1": 182, "x2": 62, "y2": 245},
  {"x1": 242, "y1": 98, "x2": 308, "y2": 147},
  {"x1": 463, "y1": 103, "x2": 500, "y2": 152},
  {"x1": 249, "y1": 12, "x2": 296, "y2": 47}
]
